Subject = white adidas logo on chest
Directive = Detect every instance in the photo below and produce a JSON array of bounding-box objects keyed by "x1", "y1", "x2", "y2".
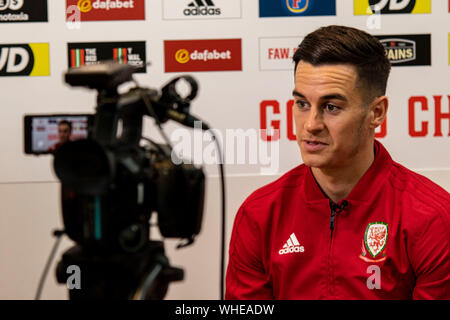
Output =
[{"x1": 278, "y1": 233, "x2": 304, "y2": 255}]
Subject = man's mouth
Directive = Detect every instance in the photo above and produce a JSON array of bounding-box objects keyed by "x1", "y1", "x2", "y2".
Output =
[
  {"x1": 302, "y1": 139, "x2": 328, "y2": 151},
  {"x1": 303, "y1": 139, "x2": 327, "y2": 145}
]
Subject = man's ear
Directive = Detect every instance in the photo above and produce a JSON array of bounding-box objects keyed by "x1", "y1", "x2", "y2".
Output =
[{"x1": 368, "y1": 96, "x2": 388, "y2": 129}]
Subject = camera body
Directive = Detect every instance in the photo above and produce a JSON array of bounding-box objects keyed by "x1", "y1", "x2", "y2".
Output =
[
  {"x1": 24, "y1": 62, "x2": 207, "y2": 298},
  {"x1": 48, "y1": 62, "x2": 205, "y2": 254}
]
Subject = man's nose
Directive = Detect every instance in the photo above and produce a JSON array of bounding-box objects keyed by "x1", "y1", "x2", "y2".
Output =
[{"x1": 304, "y1": 108, "x2": 325, "y2": 133}]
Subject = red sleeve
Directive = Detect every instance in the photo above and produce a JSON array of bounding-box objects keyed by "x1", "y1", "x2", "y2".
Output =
[
  {"x1": 410, "y1": 205, "x2": 450, "y2": 300},
  {"x1": 225, "y1": 202, "x2": 273, "y2": 300}
]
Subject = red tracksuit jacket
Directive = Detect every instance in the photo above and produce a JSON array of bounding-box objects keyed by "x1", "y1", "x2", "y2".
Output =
[{"x1": 226, "y1": 140, "x2": 450, "y2": 299}]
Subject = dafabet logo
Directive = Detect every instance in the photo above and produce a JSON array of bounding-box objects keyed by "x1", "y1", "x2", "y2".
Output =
[
  {"x1": 164, "y1": 39, "x2": 242, "y2": 72},
  {"x1": 0, "y1": 43, "x2": 50, "y2": 76},
  {"x1": 66, "y1": 0, "x2": 145, "y2": 21}
]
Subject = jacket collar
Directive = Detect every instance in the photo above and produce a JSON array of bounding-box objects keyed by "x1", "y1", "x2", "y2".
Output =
[{"x1": 304, "y1": 140, "x2": 392, "y2": 204}]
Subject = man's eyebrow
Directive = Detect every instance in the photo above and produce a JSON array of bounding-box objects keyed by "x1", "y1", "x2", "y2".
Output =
[
  {"x1": 292, "y1": 90, "x2": 305, "y2": 98},
  {"x1": 321, "y1": 94, "x2": 348, "y2": 102},
  {"x1": 292, "y1": 90, "x2": 348, "y2": 102}
]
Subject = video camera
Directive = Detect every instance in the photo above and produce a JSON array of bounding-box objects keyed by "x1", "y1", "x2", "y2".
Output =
[{"x1": 24, "y1": 62, "x2": 207, "y2": 299}]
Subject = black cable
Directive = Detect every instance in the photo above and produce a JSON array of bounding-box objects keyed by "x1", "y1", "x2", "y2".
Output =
[
  {"x1": 209, "y1": 131, "x2": 226, "y2": 300},
  {"x1": 218, "y1": 158, "x2": 226, "y2": 300},
  {"x1": 137, "y1": 77, "x2": 227, "y2": 299},
  {"x1": 35, "y1": 229, "x2": 65, "y2": 300}
]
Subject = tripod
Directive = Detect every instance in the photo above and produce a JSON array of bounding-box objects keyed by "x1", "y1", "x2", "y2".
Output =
[{"x1": 55, "y1": 241, "x2": 183, "y2": 300}]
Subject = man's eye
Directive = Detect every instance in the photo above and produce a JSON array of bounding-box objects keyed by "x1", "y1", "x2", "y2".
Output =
[
  {"x1": 324, "y1": 104, "x2": 340, "y2": 112},
  {"x1": 296, "y1": 100, "x2": 308, "y2": 109}
]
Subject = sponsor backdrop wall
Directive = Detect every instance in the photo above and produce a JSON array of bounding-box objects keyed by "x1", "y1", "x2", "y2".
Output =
[{"x1": 1, "y1": 0, "x2": 449, "y2": 299}]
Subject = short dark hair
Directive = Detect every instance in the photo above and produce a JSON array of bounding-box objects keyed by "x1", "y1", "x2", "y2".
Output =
[
  {"x1": 58, "y1": 120, "x2": 72, "y2": 131},
  {"x1": 293, "y1": 25, "x2": 391, "y2": 105}
]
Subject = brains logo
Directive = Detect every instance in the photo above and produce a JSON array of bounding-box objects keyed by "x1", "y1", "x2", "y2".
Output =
[
  {"x1": 77, "y1": 0, "x2": 92, "y2": 12},
  {"x1": 381, "y1": 38, "x2": 415, "y2": 64},
  {"x1": 175, "y1": 49, "x2": 190, "y2": 64},
  {"x1": 376, "y1": 34, "x2": 430, "y2": 66},
  {"x1": 286, "y1": 0, "x2": 308, "y2": 13}
]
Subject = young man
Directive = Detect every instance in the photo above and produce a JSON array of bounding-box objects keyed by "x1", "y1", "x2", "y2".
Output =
[
  {"x1": 226, "y1": 26, "x2": 450, "y2": 299},
  {"x1": 49, "y1": 120, "x2": 72, "y2": 152}
]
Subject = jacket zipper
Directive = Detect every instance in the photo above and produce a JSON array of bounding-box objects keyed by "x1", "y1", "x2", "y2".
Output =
[
  {"x1": 327, "y1": 200, "x2": 348, "y2": 298},
  {"x1": 329, "y1": 200, "x2": 337, "y2": 239},
  {"x1": 329, "y1": 200, "x2": 348, "y2": 238},
  {"x1": 328, "y1": 200, "x2": 338, "y2": 298}
]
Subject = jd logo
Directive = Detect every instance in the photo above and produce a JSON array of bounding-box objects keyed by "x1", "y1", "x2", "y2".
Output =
[
  {"x1": 0, "y1": 45, "x2": 33, "y2": 75},
  {"x1": 0, "y1": 0, "x2": 24, "y2": 11},
  {"x1": 368, "y1": 0, "x2": 416, "y2": 13},
  {"x1": 0, "y1": 43, "x2": 49, "y2": 76}
]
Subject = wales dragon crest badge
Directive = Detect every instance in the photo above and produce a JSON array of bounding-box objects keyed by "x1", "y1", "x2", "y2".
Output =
[{"x1": 359, "y1": 222, "x2": 388, "y2": 263}]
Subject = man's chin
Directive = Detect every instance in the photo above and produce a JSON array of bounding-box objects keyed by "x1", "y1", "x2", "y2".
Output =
[{"x1": 301, "y1": 154, "x2": 328, "y2": 169}]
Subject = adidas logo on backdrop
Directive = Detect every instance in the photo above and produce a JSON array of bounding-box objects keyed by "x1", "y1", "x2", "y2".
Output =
[
  {"x1": 278, "y1": 233, "x2": 304, "y2": 255},
  {"x1": 184, "y1": 0, "x2": 221, "y2": 16}
]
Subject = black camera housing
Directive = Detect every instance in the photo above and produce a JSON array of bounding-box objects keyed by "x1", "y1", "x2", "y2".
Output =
[
  {"x1": 52, "y1": 62, "x2": 205, "y2": 253},
  {"x1": 25, "y1": 62, "x2": 207, "y2": 299}
]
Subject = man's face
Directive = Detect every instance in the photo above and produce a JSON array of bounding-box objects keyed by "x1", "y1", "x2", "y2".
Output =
[
  {"x1": 58, "y1": 124, "x2": 71, "y2": 143},
  {"x1": 293, "y1": 61, "x2": 373, "y2": 170}
]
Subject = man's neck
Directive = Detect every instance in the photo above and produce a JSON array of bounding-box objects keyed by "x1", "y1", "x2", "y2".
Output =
[{"x1": 311, "y1": 143, "x2": 375, "y2": 203}]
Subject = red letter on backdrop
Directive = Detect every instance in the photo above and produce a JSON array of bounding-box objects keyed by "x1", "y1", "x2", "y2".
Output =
[
  {"x1": 286, "y1": 100, "x2": 297, "y2": 141},
  {"x1": 433, "y1": 95, "x2": 450, "y2": 137},
  {"x1": 408, "y1": 96, "x2": 428, "y2": 137},
  {"x1": 260, "y1": 100, "x2": 280, "y2": 141}
]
